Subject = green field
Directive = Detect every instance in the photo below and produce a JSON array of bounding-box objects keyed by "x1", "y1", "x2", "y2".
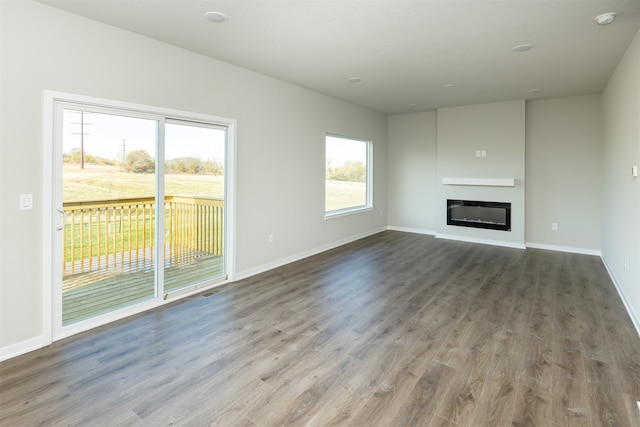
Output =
[
  {"x1": 325, "y1": 180, "x2": 366, "y2": 212},
  {"x1": 65, "y1": 165, "x2": 365, "y2": 211},
  {"x1": 63, "y1": 164, "x2": 224, "y2": 202}
]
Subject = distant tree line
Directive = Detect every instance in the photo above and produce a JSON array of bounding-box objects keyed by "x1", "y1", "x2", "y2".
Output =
[
  {"x1": 326, "y1": 161, "x2": 366, "y2": 182},
  {"x1": 63, "y1": 148, "x2": 115, "y2": 166},
  {"x1": 166, "y1": 156, "x2": 223, "y2": 176},
  {"x1": 65, "y1": 149, "x2": 223, "y2": 175}
]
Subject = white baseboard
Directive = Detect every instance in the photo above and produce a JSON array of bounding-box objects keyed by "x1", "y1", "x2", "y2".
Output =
[
  {"x1": 601, "y1": 255, "x2": 640, "y2": 338},
  {"x1": 0, "y1": 336, "x2": 46, "y2": 362},
  {"x1": 387, "y1": 226, "x2": 435, "y2": 235},
  {"x1": 435, "y1": 233, "x2": 526, "y2": 250},
  {"x1": 525, "y1": 242, "x2": 601, "y2": 256},
  {"x1": 234, "y1": 227, "x2": 387, "y2": 281}
]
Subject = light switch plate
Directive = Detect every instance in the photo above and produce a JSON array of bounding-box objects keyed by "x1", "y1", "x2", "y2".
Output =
[{"x1": 19, "y1": 194, "x2": 33, "y2": 210}]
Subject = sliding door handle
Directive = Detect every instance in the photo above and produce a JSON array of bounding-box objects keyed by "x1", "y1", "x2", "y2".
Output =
[{"x1": 56, "y1": 208, "x2": 67, "y2": 231}]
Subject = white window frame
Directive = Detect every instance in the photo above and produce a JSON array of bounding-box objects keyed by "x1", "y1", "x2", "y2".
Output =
[{"x1": 324, "y1": 133, "x2": 373, "y2": 219}]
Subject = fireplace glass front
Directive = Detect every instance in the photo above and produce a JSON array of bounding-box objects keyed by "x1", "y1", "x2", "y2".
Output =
[{"x1": 447, "y1": 199, "x2": 511, "y2": 231}]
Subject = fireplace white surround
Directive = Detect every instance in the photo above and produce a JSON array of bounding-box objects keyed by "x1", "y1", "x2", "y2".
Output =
[{"x1": 437, "y1": 100, "x2": 525, "y2": 248}]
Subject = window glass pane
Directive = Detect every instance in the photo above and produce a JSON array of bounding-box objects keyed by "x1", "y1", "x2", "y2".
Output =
[
  {"x1": 62, "y1": 109, "x2": 157, "y2": 202},
  {"x1": 325, "y1": 135, "x2": 369, "y2": 213},
  {"x1": 164, "y1": 122, "x2": 226, "y2": 293},
  {"x1": 61, "y1": 109, "x2": 157, "y2": 325}
]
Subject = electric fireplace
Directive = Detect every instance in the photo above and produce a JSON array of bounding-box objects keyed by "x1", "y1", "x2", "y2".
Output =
[{"x1": 447, "y1": 199, "x2": 511, "y2": 231}]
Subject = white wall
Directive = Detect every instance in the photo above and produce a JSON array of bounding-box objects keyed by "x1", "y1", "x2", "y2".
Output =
[
  {"x1": 602, "y1": 30, "x2": 640, "y2": 330},
  {"x1": 387, "y1": 112, "x2": 437, "y2": 233},
  {"x1": 436, "y1": 100, "x2": 526, "y2": 247},
  {"x1": 0, "y1": 1, "x2": 387, "y2": 353},
  {"x1": 525, "y1": 95, "x2": 603, "y2": 253}
]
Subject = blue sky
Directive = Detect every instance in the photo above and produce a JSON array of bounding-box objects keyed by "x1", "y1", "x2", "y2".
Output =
[{"x1": 63, "y1": 109, "x2": 226, "y2": 163}]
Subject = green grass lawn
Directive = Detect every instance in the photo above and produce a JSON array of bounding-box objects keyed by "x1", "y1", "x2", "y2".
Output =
[
  {"x1": 65, "y1": 165, "x2": 365, "y2": 211},
  {"x1": 325, "y1": 180, "x2": 366, "y2": 212},
  {"x1": 63, "y1": 164, "x2": 224, "y2": 202}
]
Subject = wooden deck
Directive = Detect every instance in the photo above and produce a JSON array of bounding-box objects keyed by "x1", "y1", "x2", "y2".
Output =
[{"x1": 62, "y1": 253, "x2": 224, "y2": 325}]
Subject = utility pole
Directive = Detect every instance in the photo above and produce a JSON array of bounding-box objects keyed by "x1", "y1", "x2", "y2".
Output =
[
  {"x1": 121, "y1": 139, "x2": 128, "y2": 165},
  {"x1": 70, "y1": 111, "x2": 92, "y2": 169}
]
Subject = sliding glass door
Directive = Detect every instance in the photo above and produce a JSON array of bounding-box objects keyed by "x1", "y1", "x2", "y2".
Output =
[
  {"x1": 164, "y1": 120, "x2": 226, "y2": 293},
  {"x1": 53, "y1": 100, "x2": 228, "y2": 334}
]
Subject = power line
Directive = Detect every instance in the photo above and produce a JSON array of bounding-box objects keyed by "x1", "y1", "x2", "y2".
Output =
[
  {"x1": 121, "y1": 139, "x2": 128, "y2": 164},
  {"x1": 70, "y1": 111, "x2": 93, "y2": 169}
]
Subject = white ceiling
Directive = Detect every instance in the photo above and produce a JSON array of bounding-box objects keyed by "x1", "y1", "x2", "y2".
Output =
[{"x1": 36, "y1": 0, "x2": 640, "y2": 114}]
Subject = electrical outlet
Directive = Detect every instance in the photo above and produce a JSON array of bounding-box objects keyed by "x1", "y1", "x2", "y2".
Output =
[
  {"x1": 552, "y1": 223, "x2": 558, "y2": 231},
  {"x1": 268, "y1": 234, "x2": 275, "y2": 244}
]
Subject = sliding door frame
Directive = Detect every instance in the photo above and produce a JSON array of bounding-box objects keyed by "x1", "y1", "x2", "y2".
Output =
[{"x1": 42, "y1": 90, "x2": 236, "y2": 343}]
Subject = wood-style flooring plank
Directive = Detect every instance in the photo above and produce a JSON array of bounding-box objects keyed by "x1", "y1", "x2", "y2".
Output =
[
  {"x1": 583, "y1": 357, "x2": 632, "y2": 426},
  {"x1": 470, "y1": 352, "x2": 519, "y2": 426},
  {"x1": 551, "y1": 340, "x2": 591, "y2": 426},
  {"x1": 349, "y1": 342, "x2": 448, "y2": 427},
  {"x1": 394, "y1": 360, "x2": 457, "y2": 426},
  {"x1": 435, "y1": 350, "x2": 491, "y2": 425},
  {"x1": 511, "y1": 376, "x2": 552, "y2": 426}
]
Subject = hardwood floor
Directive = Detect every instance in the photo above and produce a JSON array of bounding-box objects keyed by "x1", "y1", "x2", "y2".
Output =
[{"x1": 2, "y1": 231, "x2": 639, "y2": 426}]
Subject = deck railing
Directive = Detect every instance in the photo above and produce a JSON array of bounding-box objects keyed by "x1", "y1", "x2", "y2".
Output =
[{"x1": 62, "y1": 195, "x2": 223, "y2": 276}]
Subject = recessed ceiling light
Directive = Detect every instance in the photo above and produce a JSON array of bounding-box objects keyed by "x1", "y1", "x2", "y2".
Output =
[
  {"x1": 348, "y1": 76, "x2": 362, "y2": 83},
  {"x1": 445, "y1": 83, "x2": 456, "y2": 88},
  {"x1": 512, "y1": 44, "x2": 533, "y2": 52},
  {"x1": 595, "y1": 12, "x2": 617, "y2": 25},
  {"x1": 408, "y1": 103, "x2": 417, "y2": 108},
  {"x1": 527, "y1": 88, "x2": 540, "y2": 93},
  {"x1": 205, "y1": 11, "x2": 228, "y2": 23}
]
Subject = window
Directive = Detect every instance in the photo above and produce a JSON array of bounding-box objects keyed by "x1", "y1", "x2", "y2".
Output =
[{"x1": 325, "y1": 134, "x2": 372, "y2": 217}]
